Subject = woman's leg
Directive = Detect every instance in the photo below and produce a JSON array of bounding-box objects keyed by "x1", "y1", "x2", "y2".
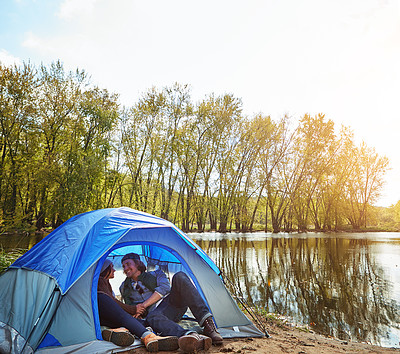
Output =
[
  {"x1": 98, "y1": 293, "x2": 149, "y2": 338},
  {"x1": 99, "y1": 293, "x2": 179, "y2": 351}
]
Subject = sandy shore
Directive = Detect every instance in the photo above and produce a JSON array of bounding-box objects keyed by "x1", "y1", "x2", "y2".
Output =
[{"x1": 121, "y1": 317, "x2": 400, "y2": 353}]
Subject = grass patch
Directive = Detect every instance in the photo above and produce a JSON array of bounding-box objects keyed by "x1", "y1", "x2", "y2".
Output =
[{"x1": 0, "y1": 247, "x2": 26, "y2": 273}]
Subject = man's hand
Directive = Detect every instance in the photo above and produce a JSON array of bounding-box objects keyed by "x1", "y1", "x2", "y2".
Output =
[{"x1": 133, "y1": 303, "x2": 147, "y2": 318}]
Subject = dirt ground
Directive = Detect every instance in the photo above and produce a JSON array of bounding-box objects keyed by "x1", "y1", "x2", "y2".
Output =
[{"x1": 123, "y1": 319, "x2": 400, "y2": 354}]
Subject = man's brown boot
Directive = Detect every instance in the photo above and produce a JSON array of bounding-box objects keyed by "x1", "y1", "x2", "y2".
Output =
[
  {"x1": 202, "y1": 316, "x2": 223, "y2": 345},
  {"x1": 178, "y1": 332, "x2": 212, "y2": 353},
  {"x1": 141, "y1": 332, "x2": 179, "y2": 352}
]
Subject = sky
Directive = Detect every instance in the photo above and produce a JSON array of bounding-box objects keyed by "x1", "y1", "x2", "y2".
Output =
[{"x1": 1, "y1": 0, "x2": 399, "y2": 207}]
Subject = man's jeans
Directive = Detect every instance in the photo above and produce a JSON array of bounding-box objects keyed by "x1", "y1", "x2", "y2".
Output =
[{"x1": 146, "y1": 271, "x2": 211, "y2": 337}]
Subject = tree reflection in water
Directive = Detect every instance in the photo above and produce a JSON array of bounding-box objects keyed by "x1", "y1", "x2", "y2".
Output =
[{"x1": 192, "y1": 234, "x2": 400, "y2": 347}]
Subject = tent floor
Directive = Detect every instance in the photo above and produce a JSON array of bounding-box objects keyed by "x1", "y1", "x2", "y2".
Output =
[{"x1": 36, "y1": 339, "x2": 143, "y2": 353}]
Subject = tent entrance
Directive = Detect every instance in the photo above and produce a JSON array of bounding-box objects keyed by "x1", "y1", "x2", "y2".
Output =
[
  {"x1": 95, "y1": 241, "x2": 264, "y2": 339},
  {"x1": 97, "y1": 243, "x2": 207, "y2": 327}
]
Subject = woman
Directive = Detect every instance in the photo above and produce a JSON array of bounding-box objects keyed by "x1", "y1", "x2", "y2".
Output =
[{"x1": 97, "y1": 259, "x2": 179, "y2": 352}]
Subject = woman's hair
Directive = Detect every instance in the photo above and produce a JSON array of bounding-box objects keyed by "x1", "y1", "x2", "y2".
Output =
[
  {"x1": 134, "y1": 259, "x2": 147, "y2": 273},
  {"x1": 100, "y1": 264, "x2": 112, "y2": 278}
]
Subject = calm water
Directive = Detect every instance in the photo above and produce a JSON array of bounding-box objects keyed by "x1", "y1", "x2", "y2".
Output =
[
  {"x1": 190, "y1": 232, "x2": 400, "y2": 348},
  {"x1": 1, "y1": 231, "x2": 400, "y2": 347}
]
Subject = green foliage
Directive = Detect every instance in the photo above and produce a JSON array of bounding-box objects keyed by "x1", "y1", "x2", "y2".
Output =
[
  {"x1": 0, "y1": 62, "x2": 393, "y2": 232},
  {"x1": 373, "y1": 203, "x2": 400, "y2": 231},
  {"x1": 0, "y1": 61, "x2": 119, "y2": 230}
]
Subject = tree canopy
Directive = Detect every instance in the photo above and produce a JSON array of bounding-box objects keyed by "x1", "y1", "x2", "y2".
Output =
[{"x1": 0, "y1": 62, "x2": 395, "y2": 233}]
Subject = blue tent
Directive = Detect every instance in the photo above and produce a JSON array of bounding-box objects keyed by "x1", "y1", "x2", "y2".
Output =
[{"x1": 0, "y1": 207, "x2": 263, "y2": 353}]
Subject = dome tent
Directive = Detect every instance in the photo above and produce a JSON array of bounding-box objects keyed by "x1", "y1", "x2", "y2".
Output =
[{"x1": 0, "y1": 207, "x2": 264, "y2": 353}]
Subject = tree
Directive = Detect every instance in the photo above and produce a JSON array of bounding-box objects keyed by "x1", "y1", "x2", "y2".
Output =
[
  {"x1": 35, "y1": 61, "x2": 88, "y2": 228},
  {"x1": 233, "y1": 114, "x2": 276, "y2": 232},
  {"x1": 314, "y1": 126, "x2": 356, "y2": 231},
  {"x1": 0, "y1": 63, "x2": 37, "y2": 227},
  {"x1": 210, "y1": 94, "x2": 243, "y2": 232},
  {"x1": 121, "y1": 87, "x2": 165, "y2": 212},
  {"x1": 53, "y1": 86, "x2": 119, "y2": 223},
  {"x1": 344, "y1": 143, "x2": 389, "y2": 229},
  {"x1": 262, "y1": 115, "x2": 295, "y2": 233},
  {"x1": 158, "y1": 84, "x2": 192, "y2": 221},
  {"x1": 286, "y1": 114, "x2": 337, "y2": 231}
]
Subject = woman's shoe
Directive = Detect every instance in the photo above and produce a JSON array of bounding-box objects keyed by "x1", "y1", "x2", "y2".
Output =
[
  {"x1": 141, "y1": 332, "x2": 179, "y2": 352},
  {"x1": 102, "y1": 327, "x2": 135, "y2": 346}
]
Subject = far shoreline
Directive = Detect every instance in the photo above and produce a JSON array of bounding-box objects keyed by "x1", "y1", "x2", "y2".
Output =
[{"x1": 1, "y1": 227, "x2": 399, "y2": 238}]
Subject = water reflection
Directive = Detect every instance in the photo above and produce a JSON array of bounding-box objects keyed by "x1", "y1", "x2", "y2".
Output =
[
  {"x1": 191, "y1": 233, "x2": 400, "y2": 348},
  {"x1": 0, "y1": 232, "x2": 45, "y2": 251}
]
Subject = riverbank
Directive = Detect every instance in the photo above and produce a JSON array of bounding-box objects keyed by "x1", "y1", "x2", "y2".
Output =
[
  {"x1": 122, "y1": 315, "x2": 400, "y2": 353},
  {"x1": 1, "y1": 223, "x2": 400, "y2": 236}
]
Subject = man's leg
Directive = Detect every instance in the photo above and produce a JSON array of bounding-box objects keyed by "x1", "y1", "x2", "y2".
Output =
[
  {"x1": 146, "y1": 292, "x2": 212, "y2": 352},
  {"x1": 146, "y1": 305, "x2": 187, "y2": 337},
  {"x1": 167, "y1": 272, "x2": 211, "y2": 325},
  {"x1": 167, "y1": 272, "x2": 223, "y2": 345}
]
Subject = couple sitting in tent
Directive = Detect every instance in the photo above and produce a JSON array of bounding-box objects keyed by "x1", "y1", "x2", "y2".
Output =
[{"x1": 97, "y1": 252, "x2": 223, "y2": 353}]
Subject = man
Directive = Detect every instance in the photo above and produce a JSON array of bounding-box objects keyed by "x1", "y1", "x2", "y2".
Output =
[{"x1": 119, "y1": 253, "x2": 223, "y2": 353}]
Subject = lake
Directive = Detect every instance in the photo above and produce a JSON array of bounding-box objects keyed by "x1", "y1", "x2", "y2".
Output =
[
  {"x1": 1, "y1": 231, "x2": 399, "y2": 348},
  {"x1": 190, "y1": 232, "x2": 400, "y2": 348}
]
